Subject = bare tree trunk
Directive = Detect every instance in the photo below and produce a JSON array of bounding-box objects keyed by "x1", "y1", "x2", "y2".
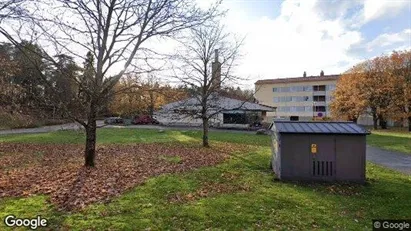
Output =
[
  {"x1": 380, "y1": 120, "x2": 387, "y2": 129},
  {"x1": 378, "y1": 114, "x2": 387, "y2": 129},
  {"x1": 408, "y1": 116, "x2": 411, "y2": 132},
  {"x1": 149, "y1": 91, "x2": 154, "y2": 119},
  {"x1": 85, "y1": 104, "x2": 97, "y2": 167},
  {"x1": 372, "y1": 116, "x2": 378, "y2": 130},
  {"x1": 148, "y1": 103, "x2": 154, "y2": 119},
  {"x1": 202, "y1": 117, "x2": 209, "y2": 147},
  {"x1": 372, "y1": 112, "x2": 378, "y2": 130}
]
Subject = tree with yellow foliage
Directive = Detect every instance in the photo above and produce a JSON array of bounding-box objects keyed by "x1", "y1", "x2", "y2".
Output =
[
  {"x1": 330, "y1": 65, "x2": 367, "y2": 123},
  {"x1": 331, "y1": 51, "x2": 410, "y2": 130},
  {"x1": 109, "y1": 76, "x2": 188, "y2": 118},
  {"x1": 389, "y1": 50, "x2": 411, "y2": 131}
]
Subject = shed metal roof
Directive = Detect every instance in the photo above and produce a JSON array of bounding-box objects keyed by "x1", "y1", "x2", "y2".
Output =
[{"x1": 271, "y1": 121, "x2": 370, "y2": 135}]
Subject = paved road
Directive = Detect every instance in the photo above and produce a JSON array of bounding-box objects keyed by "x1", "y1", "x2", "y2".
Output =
[
  {"x1": 0, "y1": 122, "x2": 84, "y2": 135},
  {"x1": 0, "y1": 121, "x2": 108, "y2": 135},
  {"x1": 366, "y1": 146, "x2": 411, "y2": 175}
]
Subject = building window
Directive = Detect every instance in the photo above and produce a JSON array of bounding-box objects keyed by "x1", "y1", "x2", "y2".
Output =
[
  {"x1": 326, "y1": 84, "x2": 336, "y2": 91},
  {"x1": 278, "y1": 106, "x2": 290, "y2": 112},
  {"x1": 280, "y1": 87, "x2": 290, "y2": 92},
  {"x1": 290, "y1": 106, "x2": 297, "y2": 112},
  {"x1": 275, "y1": 96, "x2": 313, "y2": 102},
  {"x1": 303, "y1": 86, "x2": 312, "y2": 92},
  {"x1": 313, "y1": 106, "x2": 326, "y2": 112},
  {"x1": 296, "y1": 106, "x2": 305, "y2": 112},
  {"x1": 290, "y1": 86, "x2": 304, "y2": 92},
  {"x1": 223, "y1": 113, "x2": 247, "y2": 124},
  {"x1": 313, "y1": 95, "x2": 326, "y2": 102},
  {"x1": 273, "y1": 87, "x2": 278, "y2": 92},
  {"x1": 313, "y1": 85, "x2": 326, "y2": 91},
  {"x1": 290, "y1": 116, "x2": 299, "y2": 121}
]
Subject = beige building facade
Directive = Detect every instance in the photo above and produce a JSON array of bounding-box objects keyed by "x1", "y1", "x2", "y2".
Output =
[{"x1": 255, "y1": 74, "x2": 340, "y2": 122}]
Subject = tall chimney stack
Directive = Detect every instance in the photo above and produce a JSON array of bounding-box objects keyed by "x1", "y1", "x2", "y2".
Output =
[
  {"x1": 303, "y1": 71, "x2": 307, "y2": 77},
  {"x1": 212, "y1": 49, "x2": 221, "y2": 89}
]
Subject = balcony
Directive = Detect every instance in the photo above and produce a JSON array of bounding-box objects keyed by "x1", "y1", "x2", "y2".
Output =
[
  {"x1": 313, "y1": 91, "x2": 326, "y2": 96},
  {"x1": 313, "y1": 95, "x2": 326, "y2": 102},
  {"x1": 312, "y1": 101, "x2": 326, "y2": 107},
  {"x1": 312, "y1": 85, "x2": 326, "y2": 96}
]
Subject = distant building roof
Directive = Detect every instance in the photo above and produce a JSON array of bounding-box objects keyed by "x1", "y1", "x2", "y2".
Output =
[
  {"x1": 218, "y1": 96, "x2": 275, "y2": 111},
  {"x1": 159, "y1": 95, "x2": 275, "y2": 112},
  {"x1": 255, "y1": 74, "x2": 340, "y2": 85},
  {"x1": 270, "y1": 121, "x2": 369, "y2": 135}
]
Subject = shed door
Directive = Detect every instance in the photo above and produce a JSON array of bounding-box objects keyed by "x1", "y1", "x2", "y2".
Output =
[{"x1": 309, "y1": 135, "x2": 336, "y2": 180}]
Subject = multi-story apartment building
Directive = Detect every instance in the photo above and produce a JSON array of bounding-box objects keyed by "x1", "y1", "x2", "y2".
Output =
[{"x1": 255, "y1": 73, "x2": 340, "y2": 121}]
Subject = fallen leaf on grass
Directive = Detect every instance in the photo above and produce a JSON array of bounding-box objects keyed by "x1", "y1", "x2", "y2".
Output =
[{"x1": 0, "y1": 142, "x2": 246, "y2": 211}]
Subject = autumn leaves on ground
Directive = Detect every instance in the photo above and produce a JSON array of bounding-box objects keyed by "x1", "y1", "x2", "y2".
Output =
[
  {"x1": 1, "y1": 129, "x2": 411, "y2": 230},
  {"x1": 0, "y1": 142, "x2": 243, "y2": 211}
]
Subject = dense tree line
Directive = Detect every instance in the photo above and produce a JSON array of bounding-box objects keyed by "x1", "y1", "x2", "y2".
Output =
[
  {"x1": 1, "y1": 41, "x2": 253, "y2": 121},
  {"x1": 0, "y1": 42, "x2": 87, "y2": 117},
  {"x1": 109, "y1": 76, "x2": 189, "y2": 117},
  {"x1": 220, "y1": 86, "x2": 254, "y2": 102},
  {"x1": 330, "y1": 50, "x2": 411, "y2": 131}
]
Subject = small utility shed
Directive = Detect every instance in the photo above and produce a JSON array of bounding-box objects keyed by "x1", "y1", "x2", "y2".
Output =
[{"x1": 270, "y1": 121, "x2": 370, "y2": 183}]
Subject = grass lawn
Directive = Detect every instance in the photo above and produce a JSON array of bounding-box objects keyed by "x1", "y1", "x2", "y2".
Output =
[
  {"x1": 1, "y1": 129, "x2": 411, "y2": 230},
  {"x1": 0, "y1": 128, "x2": 270, "y2": 146},
  {"x1": 367, "y1": 130, "x2": 411, "y2": 154}
]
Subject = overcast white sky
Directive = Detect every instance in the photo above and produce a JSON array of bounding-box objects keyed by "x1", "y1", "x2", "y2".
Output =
[{"x1": 192, "y1": 0, "x2": 411, "y2": 88}]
